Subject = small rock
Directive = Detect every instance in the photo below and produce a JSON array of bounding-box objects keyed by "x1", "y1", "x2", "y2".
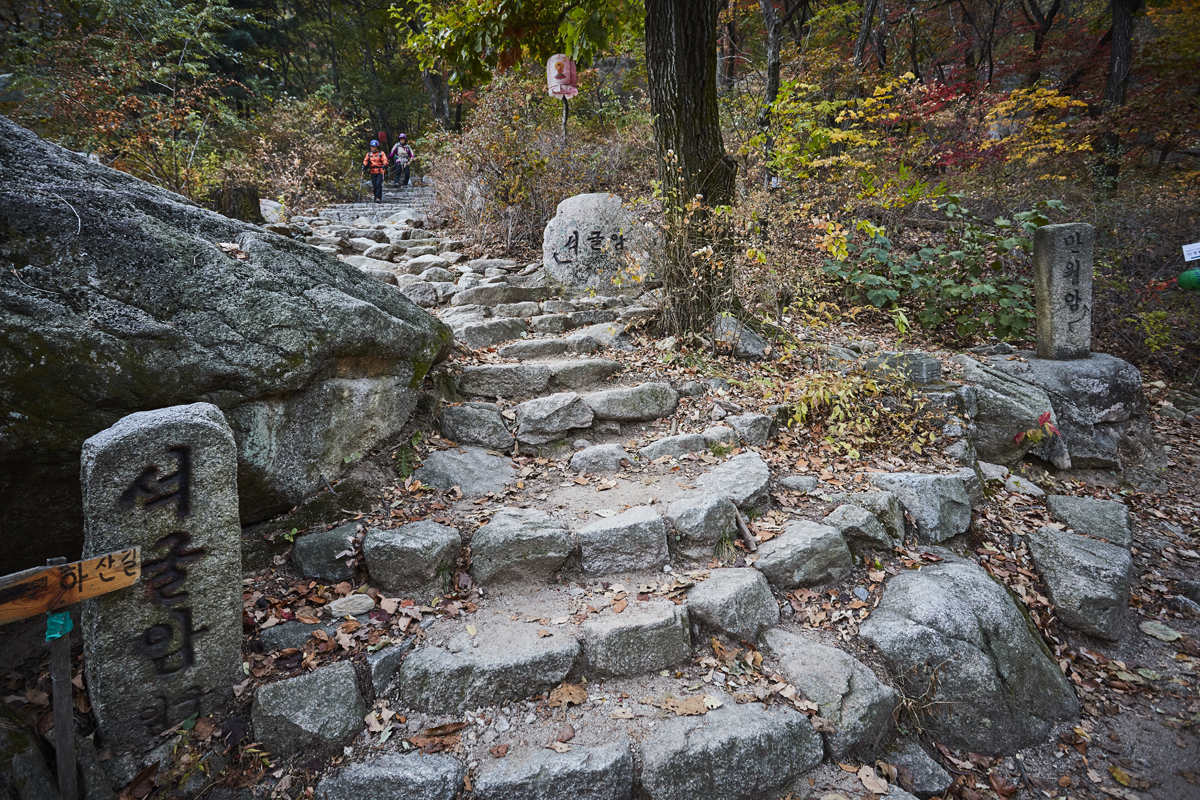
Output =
[
  {"x1": 363, "y1": 521, "x2": 460, "y2": 598},
  {"x1": 252, "y1": 662, "x2": 365, "y2": 759},
  {"x1": 1004, "y1": 475, "x2": 1045, "y2": 497},
  {"x1": 328, "y1": 593, "x2": 375, "y2": 617},
  {"x1": 570, "y1": 444, "x2": 629, "y2": 473},
  {"x1": 577, "y1": 505, "x2": 668, "y2": 574},
  {"x1": 413, "y1": 447, "x2": 515, "y2": 497},
  {"x1": 978, "y1": 461, "x2": 1010, "y2": 483},
  {"x1": 1045, "y1": 494, "x2": 1132, "y2": 548},
  {"x1": 639, "y1": 434, "x2": 706, "y2": 460},
  {"x1": 470, "y1": 508, "x2": 574, "y2": 584},
  {"x1": 473, "y1": 741, "x2": 633, "y2": 800},
  {"x1": 664, "y1": 494, "x2": 738, "y2": 561},
  {"x1": 712, "y1": 317, "x2": 776, "y2": 360},
  {"x1": 454, "y1": 318, "x2": 528, "y2": 350},
  {"x1": 640, "y1": 702, "x2": 822, "y2": 800},
  {"x1": 726, "y1": 413, "x2": 773, "y2": 446},
  {"x1": 459, "y1": 364, "x2": 553, "y2": 398},
  {"x1": 439, "y1": 405, "x2": 515, "y2": 450},
  {"x1": 824, "y1": 491, "x2": 905, "y2": 542},
  {"x1": 687, "y1": 569, "x2": 779, "y2": 641},
  {"x1": 582, "y1": 601, "x2": 690, "y2": 676},
  {"x1": 1026, "y1": 526, "x2": 1130, "y2": 640},
  {"x1": 584, "y1": 383, "x2": 679, "y2": 422},
  {"x1": 764, "y1": 629, "x2": 897, "y2": 759},
  {"x1": 865, "y1": 351, "x2": 943, "y2": 385},
  {"x1": 778, "y1": 475, "x2": 818, "y2": 492},
  {"x1": 494, "y1": 301, "x2": 541, "y2": 318},
  {"x1": 868, "y1": 473, "x2": 971, "y2": 543},
  {"x1": 515, "y1": 393, "x2": 595, "y2": 445},
  {"x1": 530, "y1": 314, "x2": 569, "y2": 334},
  {"x1": 700, "y1": 425, "x2": 739, "y2": 447},
  {"x1": 823, "y1": 504, "x2": 895, "y2": 554},
  {"x1": 292, "y1": 522, "x2": 358, "y2": 582},
  {"x1": 754, "y1": 520, "x2": 853, "y2": 589},
  {"x1": 315, "y1": 753, "x2": 464, "y2": 800},
  {"x1": 695, "y1": 452, "x2": 771, "y2": 512},
  {"x1": 880, "y1": 739, "x2": 952, "y2": 799}
]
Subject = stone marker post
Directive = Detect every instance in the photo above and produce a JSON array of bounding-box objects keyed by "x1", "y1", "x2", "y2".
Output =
[
  {"x1": 1034, "y1": 223, "x2": 1094, "y2": 360},
  {"x1": 81, "y1": 403, "x2": 242, "y2": 754}
]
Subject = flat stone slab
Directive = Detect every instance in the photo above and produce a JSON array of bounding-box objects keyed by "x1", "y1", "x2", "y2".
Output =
[
  {"x1": 640, "y1": 700, "x2": 823, "y2": 800},
  {"x1": 473, "y1": 741, "x2": 633, "y2": 800},
  {"x1": 577, "y1": 505, "x2": 668, "y2": 574},
  {"x1": 584, "y1": 382, "x2": 678, "y2": 422},
  {"x1": 498, "y1": 335, "x2": 602, "y2": 360},
  {"x1": 252, "y1": 661, "x2": 366, "y2": 759},
  {"x1": 315, "y1": 754, "x2": 464, "y2": 800},
  {"x1": 545, "y1": 359, "x2": 623, "y2": 390},
  {"x1": 394, "y1": 620, "x2": 580, "y2": 714},
  {"x1": 515, "y1": 392, "x2": 595, "y2": 445},
  {"x1": 687, "y1": 568, "x2": 779, "y2": 641},
  {"x1": 439, "y1": 405, "x2": 514, "y2": 450},
  {"x1": 454, "y1": 318, "x2": 528, "y2": 350},
  {"x1": 665, "y1": 493, "x2": 738, "y2": 561},
  {"x1": 1046, "y1": 494, "x2": 1132, "y2": 548},
  {"x1": 881, "y1": 738, "x2": 952, "y2": 799},
  {"x1": 470, "y1": 508, "x2": 573, "y2": 584},
  {"x1": 570, "y1": 444, "x2": 629, "y2": 473},
  {"x1": 582, "y1": 601, "x2": 691, "y2": 676},
  {"x1": 694, "y1": 452, "x2": 771, "y2": 512},
  {"x1": 868, "y1": 473, "x2": 971, "y2": 543},
  {"x1": 754, "y1": 520, "x2": 852, "y2": 589},
  {"x1": 1027, "y1": 526, "x2": 1131, "y2": 640},
  {"x1": 363, "y1": 520, "x2": 460, "y2": 599},
  {"x1": 640, "y1": 434, "x2": 706, "y2": 460},
  {"x1": 764, "y1": 629, "x2": 897, "y2": 759},
  {"x1": 414, "y1": 448, "x2": 514, "y2": 496},
  {"x1": 459, "y1": 364, "x2": 553, "y2": 398},
  {"x1": 860, "y1": 557, "x2": 1079, "y2": 755}
]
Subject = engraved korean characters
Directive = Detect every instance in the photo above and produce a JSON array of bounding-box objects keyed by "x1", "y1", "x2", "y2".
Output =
[
  {"x1": 1033, "y1": 223, "x2": 1094, "y2": 360},
  {"x1": 81, "y1": 403, "x2": 242, "y2": 753}
]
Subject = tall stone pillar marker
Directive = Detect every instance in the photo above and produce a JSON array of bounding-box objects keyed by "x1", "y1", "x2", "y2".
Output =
[
  {"x1": 1034, "y1": 223, "x2": 1094, "y2": 360},
  {"x1": 81, "y1": 403, "x2": 242, "y2": 754}
]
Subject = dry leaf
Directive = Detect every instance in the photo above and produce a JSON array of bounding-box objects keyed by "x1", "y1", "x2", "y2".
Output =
[
  {"x1": 661, "y1": 696, "x2": 709, "y2": 716},
  {"x1": 423, "y1": 722, "x2": 468, "y2": 737},
  {"x1": 537, "y1": 629, "x2": 551, "y2": 638},
  {"x1": 610, "y1": 708, "x2": 634, "y2": 719},
  {"x1": 811, "y1": 716, "x2": 837, "y2": 733},
  {"x1": 858, "y1": 765, "x2": 889, "y2": 794},
  {"x1": 989, "y1": 772, "x2": 1018, "y2": 797},
  {"x1": 548, "y1": 682, "x2": 588, "y2": 708},
  {"x1": 613, "y1": 598, "x2": 628, "y2": 613},
  {"x1": 703, "y1": 695, "x2": 723, "y2": 709},
  {"x1": 547, "y1": 742, "x2": 572, "y2": 753},
  {"x1": 838, "y1": 763, "x2": 860, "y2": 773},
  {"x1": 489, "y1": 744, "x2": 509, "y2": 758},
  {"x1": 1058, "y1": 775, "x2": 1072, "y2": 787},
  {"x1": 1139, "y1": 620, "x2": 1182, "y2": 641},
  {"x1": 466, "y1": 624, "x2": 477, "y2": 636},
  {"x1": 556, "y1": 724, "x2": 575, "y2": 743}
]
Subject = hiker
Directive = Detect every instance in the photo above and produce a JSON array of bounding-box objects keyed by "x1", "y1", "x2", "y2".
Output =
[
  {"x1": 362, "y1": 139, "x2": 389, "y2": 203},
  {"x1": 390, "y1": 133, "x2": 415, "y2": 187}
]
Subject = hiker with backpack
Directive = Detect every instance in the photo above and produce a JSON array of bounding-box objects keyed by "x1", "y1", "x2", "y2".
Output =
[
  {"x1": 362, "y1": 139, "x2": 389, "y2": 203},
  {"x1": 390, "y1": 134, "x2": 414, "y2": 187}
]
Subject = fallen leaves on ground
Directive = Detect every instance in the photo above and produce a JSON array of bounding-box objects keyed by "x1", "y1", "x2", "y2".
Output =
[
  {"x1": 547, "y1": 682, "x2": 587, "y2": 708},
  {"x1": 858, "y1": 765, "x2": 889, "y2": 794}
]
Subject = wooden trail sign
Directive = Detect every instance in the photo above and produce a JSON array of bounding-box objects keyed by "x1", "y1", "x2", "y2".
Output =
[{"x1": 0, "y1": 548, "x2": 141, "y2": 625}]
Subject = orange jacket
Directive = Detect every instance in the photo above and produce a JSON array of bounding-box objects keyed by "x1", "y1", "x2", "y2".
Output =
[{"x1": 363, "y1": 150, "x2": 388, "y2": 174}]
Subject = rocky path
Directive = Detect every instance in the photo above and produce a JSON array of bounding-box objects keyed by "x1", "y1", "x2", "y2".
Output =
[{"x1": 212, "y1": 213, "x2": 1200, "y2": 800}]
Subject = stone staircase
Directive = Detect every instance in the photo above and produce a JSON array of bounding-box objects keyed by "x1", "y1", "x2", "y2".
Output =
[
  {"x1": 311, "y1": 182, "x2": 437, "y2": 225},
  {"x1": 230, "y1": 211, "x2": 1096, "y2": 800}
]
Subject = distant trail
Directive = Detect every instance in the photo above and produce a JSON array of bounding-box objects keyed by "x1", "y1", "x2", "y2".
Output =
[{"x1": 313, "y1": 181, "x2": 437, "y2": 224}]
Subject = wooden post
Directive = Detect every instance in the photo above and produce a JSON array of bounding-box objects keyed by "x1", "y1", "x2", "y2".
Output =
[
  {"x1": 46, "y1": 557, "x2": 78, "y2": 800},
  {"x1": 0, "y1": 548, "x2": 140, "y2": 800},
  {"x1": 562, "y1": 97, "x2": 569, "y2": 140}
]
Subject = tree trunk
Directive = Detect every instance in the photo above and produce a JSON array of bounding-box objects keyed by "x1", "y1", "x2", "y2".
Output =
[
  {"x1": 853, "y1": 0, "x2": 879, "y2": 69},
  {"x1": 1094, "y1": 0, "x2": 1144, "y2": 191},
  {"x1": 422, "y1": 67, "x2": 452, "y2": 130},
  {"x1": 645, "y1": 0, "x2": 739, "y2": 332},
  {"x1": 646, "y1": 0, "x2": 736, "y2": 206}
]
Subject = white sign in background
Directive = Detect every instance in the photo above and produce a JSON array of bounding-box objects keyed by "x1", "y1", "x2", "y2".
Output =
[{"x1": 1184, "y1": 241, "x2": 1200, "y2": 262}]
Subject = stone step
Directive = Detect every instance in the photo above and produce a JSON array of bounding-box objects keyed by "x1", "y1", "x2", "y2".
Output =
[{"x1": 458, "y1": 360, "x2": 623, "y2": 399}]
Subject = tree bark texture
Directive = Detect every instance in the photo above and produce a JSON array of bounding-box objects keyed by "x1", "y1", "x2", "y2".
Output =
[
  {"x1": 645, "y1": 0, "x2": 736, "y2": 207},
  {"x1": 1095, "y1": 0, "x2": 1144, "y2": 189},
  {"x1": 422, "y1": 68, "x2": 452, "y2": 130},
  {"x1": 645, "y1": 0, "x2": 739, "y2": 333}
]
